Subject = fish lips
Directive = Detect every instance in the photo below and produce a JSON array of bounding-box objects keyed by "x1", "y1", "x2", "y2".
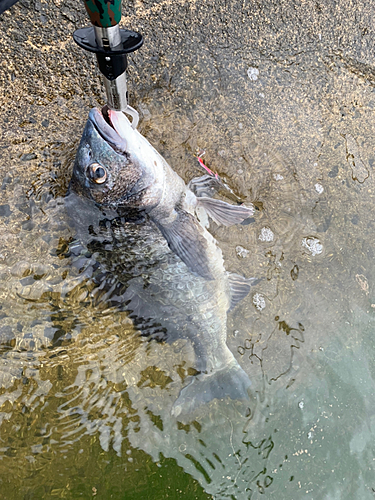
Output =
[{"x1": 89, "y1": 108, "x2": 128, "y2": 155}]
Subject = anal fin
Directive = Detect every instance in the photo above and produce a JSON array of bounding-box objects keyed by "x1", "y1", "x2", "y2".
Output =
[
  {"x1": 197, "y1": 197, "x2": 254, "y2": 226},
  {"x1": 228, "y1": 272, "x2": 257, "y2": 311}
]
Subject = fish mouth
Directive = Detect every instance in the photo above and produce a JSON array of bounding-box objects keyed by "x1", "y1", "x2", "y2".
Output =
[
  {"x1": 89, "y1": 106, "x2": 128, "y2": 155},
  {"x1": 101, "y1": 105, "x2": 118, "y2": 132}
]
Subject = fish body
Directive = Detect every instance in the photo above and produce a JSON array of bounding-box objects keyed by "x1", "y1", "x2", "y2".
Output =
[{"x1": 68, "y1": 107, "x2": 255, "y2": 416}]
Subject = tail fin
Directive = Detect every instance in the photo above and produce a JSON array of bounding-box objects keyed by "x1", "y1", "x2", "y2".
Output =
[{"x1": 172, "y1": 360, "x2": 251, "y2": 417}]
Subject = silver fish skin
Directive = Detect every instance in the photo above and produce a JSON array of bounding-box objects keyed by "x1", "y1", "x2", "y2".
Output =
[{"x1": 68, "y1": 107, "x2": 255, "y2": 416}]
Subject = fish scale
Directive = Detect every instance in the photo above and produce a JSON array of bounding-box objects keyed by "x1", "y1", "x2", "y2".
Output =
[{"x1": 89, "y1": 216, "x2": 227, "y2": 346}]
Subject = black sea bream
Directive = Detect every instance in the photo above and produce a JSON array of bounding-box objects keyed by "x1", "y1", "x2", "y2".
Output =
[{"x1": 67, "y1": 107, "x2": 256, "y2": 416}]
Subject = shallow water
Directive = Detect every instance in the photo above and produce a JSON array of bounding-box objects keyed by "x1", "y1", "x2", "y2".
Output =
[{"x1": 1, "y1": 0, "x2": 375, "y2": 498}]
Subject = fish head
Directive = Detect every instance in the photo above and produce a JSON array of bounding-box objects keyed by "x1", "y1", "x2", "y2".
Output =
[{"x1": 70, "y1": 107, "x2": 165, "y2": 211}]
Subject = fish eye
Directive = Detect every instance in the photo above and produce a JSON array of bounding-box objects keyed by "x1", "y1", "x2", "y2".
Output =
[{"x1": 87, "y1": 163, "x2": 108, "y2": 184}]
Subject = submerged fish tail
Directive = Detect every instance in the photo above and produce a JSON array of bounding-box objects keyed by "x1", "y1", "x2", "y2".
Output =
[{"x1": 171, "y1": 359, "x2": 251, "y2": 417}]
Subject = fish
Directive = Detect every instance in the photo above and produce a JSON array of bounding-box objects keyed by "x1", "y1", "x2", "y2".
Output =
[{"x1": 67, "y1": 106, "x2": 256, "y2": 417}]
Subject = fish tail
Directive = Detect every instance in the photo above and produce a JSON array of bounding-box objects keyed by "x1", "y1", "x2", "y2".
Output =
[{"x1": 171, "y1": 359, "x2": 251, "y2": 417}]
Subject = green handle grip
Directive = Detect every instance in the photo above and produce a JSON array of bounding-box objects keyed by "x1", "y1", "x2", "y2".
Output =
[{"x1": 84, "y1": 0, "x2": 121, "y2": 28}]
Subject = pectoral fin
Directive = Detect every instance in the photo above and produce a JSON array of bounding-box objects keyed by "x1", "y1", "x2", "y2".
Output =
[
  {"x1": 197, "y1": 197, "x2": 254, "y2": 226},
  {"x1": 154, "y1": 210, "x2": 214, "y2": 280}
]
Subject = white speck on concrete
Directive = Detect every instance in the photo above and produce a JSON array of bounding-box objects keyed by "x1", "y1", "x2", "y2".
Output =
[
  {"x1": 274, "y1": 173, "x2": 284, "y2": 181},
  {"x1": 138, "y1": 103, "x2": 151, "y2": 121},
  {"x1": 253, "y1": 293, "x2": 266, "y2": 311},
  {"x1": 247, "y1": 67, "x2": 259, "y2": 81},
  {"x1": 315, "y1": 183, "x2": 324, "y2": 194},
  {"x1": 299, "y1": 401, "x2": 304, "y2": 409},
  {"x1": 302, "y1": 237, "x2": 323, "y2": 256},
  {"x1": 259, "y1": 227, "x2": 274, "y2": 242},
  {"x1": 236, "y1": 245, "x2": 249, "y2": 258}
]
